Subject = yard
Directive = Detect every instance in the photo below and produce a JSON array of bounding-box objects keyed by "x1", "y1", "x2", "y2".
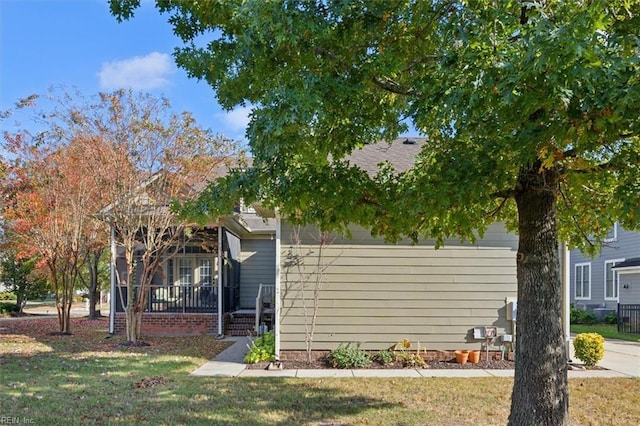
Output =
[
  {"x1": 1, "y1": 318, "x2": 639, "y2": 425},
  {"x1": 571, "y1": 323, "x2": 640, "y2": 343}
]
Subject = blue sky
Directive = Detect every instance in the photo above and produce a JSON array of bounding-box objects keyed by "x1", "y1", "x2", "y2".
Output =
[{"x1": 1, "y1": 0, "x2": 251, "y2": 142}]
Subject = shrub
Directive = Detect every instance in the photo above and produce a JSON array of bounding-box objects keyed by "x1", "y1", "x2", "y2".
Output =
[
  {"x1": 570, "y1": 306, "x2": 598, "y2": 324},
  {"x1": 603, "y1": 312, "x2": 618, "y2": 325},
  {"x1": 0, "y1": 302, "x2": 19, "y2": 315},
  {"x1": 243, "y1": 332, "x2": 275, "y2": 364},
  {"x1": 328, "y1": 343, "x2": 371, "y2": 368},
  {"x1": 375, "y1": 349, "x2": 396, "y2": 365},
  {"x1": 573, "y1": 333, "x2": 605, "y2": 367}
]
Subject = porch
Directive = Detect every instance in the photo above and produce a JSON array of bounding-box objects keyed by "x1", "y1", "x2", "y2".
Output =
[{"x1": 112, "y1": 283, "x2": 275, "y2": 337}]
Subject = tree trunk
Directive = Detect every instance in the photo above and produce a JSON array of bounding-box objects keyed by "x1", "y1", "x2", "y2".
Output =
[
  {"x1": 125, "y1": 305, "x2": 138, "y2": 343},
  {"x1": 87, "y1": 250, "x2": 103, "y2": 319},
  {"x1": 509, "y1": 164, "x2": 569, "y2": 425}
]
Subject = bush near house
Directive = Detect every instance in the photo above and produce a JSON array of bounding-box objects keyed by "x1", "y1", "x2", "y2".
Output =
[
  {"x1": 570, "y1": 306, "x2": 598, "y2": 324},
  {"x1": 244, "y1": 332, "x2": 276, "y2": 364},
  {"x1": 603, "y1": 312, "x2": 618, "y2": 325}
]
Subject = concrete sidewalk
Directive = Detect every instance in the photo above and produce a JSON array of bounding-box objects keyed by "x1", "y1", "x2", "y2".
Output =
[{"x1": 190, "y1": 336, "x2": 640, "y2": 378}]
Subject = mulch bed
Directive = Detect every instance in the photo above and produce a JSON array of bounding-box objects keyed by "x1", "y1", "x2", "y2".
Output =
[{"x1": 246, "y1": 356, "x2": 516, "y2": 370}]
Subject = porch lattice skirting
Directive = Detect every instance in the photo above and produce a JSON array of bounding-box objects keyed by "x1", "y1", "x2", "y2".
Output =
[{"x1": 113, "y1": 313, "x2": 229, "y2": 336}]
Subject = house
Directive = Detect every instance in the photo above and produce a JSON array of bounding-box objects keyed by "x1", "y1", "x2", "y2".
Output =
[
  {"x1": 109, "y1": 138, "x2": 529, "y2": 357},
  {"x1": 570, "y1": 224, "x2": 640, "y2": 318},
  {"x1": 273, "y1": 138, "x2": 521, "y2": 355}
]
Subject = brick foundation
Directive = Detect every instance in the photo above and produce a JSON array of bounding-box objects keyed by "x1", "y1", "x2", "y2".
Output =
[{"x1": 113, "y1": 313, "x2": 229, "y2": 336}]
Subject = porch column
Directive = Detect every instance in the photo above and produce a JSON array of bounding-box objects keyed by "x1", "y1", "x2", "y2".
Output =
[
  {"x1": 562, "y1": 242, "x2": 571, "y2": 362},
  {"x1": 109, "y1": 224, "x2": 116, "y2": 334},
  {"x1": 274, "y1": 213, "x2": 281, "y2": 360},
  {"x1": 217, "y1": 226, "x2": 224, "y2": 338}
]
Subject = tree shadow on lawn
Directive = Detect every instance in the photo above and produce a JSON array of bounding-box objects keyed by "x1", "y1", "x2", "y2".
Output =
[{"x1": 141, "y1": 377, "x2": 396, "y2": 426}]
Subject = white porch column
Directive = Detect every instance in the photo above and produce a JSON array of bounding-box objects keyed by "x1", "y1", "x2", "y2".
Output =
[
  {"x1": 109, "y1": 225, "x2": 116, "y2": 334},
  {"x1": 274, "y1": 213, "x2": 281, "y2": 360},
  {"x1": 562, "y1": 242, "x2": 571, "y2": 362},
  {"x1": 217, "y1": 226, "x2": 224, "y2": 338}
]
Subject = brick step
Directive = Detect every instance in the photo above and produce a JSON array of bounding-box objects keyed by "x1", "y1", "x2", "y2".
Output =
[
  {"x1": 230, "y1": 317, "x2": 255, "y2": 324},
  {"x1": 226, "y1": 325, "x2": 255, "y2": 336}
]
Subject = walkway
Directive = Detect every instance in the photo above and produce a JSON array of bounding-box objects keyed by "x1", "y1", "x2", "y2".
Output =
[{"x1": 190, "y1": 337, "x2": 640, "y2": 378}]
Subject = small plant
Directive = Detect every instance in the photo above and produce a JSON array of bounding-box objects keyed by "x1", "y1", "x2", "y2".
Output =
[
  {"x1": 376, "y1": 349, "x2": 396, "y2": 365},
  {"x1": 328, "y1": 343, "x2": 371, "y2": 368},
  {"x1": 603, "y1": 312, "x2": 618, "y2": 325},
  {"x1": 243, "y1": 332, "x2": 276, "y2": 364},
  {"x1": 570, "y1": 306, "x2": 598, "y2": 324},
  {"x1": 573, "y1": 332, "x2": 605, "y2": 367},
  {"x1": 396, "y1": 351, "x2": 427, "y2": 368}
]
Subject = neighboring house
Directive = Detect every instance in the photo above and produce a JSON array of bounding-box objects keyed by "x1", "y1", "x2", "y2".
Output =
[
  {"x1": 109, "y1": 138, "x2": 527, "y2": 357},
  {"x1": 570, "y1": 224, "x2": 640, "y2": 315},
  {"x1": 613, "y1": 257, "x2": 640, "y2": 305}
]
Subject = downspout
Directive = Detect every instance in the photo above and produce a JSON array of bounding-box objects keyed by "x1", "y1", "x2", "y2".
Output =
[
  {"x1": 562, "y1": 242, "x2": 571, "y2": 362},
  {"x1": 274, "y1": 212, "x2": 281, "y2": 360},
  {"x1": 109, "y1": 224, "x2": 116, "y2": 334},
  {"x1": 216, "y1": 225, "x2": 224, "y2": 338}
]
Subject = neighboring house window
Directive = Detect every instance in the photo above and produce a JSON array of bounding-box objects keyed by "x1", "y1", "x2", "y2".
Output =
[
  {"x1": 604, "y1": 259, "x2": 624, "y2": 301},
  {"x1": 574, "y1": 263, "x2": 591, "y2": 300},
  {"x1": 604, "y1": 222, "x2": 618, "y2": 243}
]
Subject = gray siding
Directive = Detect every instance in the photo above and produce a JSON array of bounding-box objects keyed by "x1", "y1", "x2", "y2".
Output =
[
  {"x1": 280, "y1": 222, "x2": 518, "y2": 351},
  {"x1": 570, "y1": 225, "x2": 640, "y2": 309},
  {"x1": 239, "y1": 237, "x2": 276, "y2": 308}
]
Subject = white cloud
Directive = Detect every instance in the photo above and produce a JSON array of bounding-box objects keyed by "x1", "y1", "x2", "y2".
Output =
[
  {"x1": 216, "y1": 105, "x2": 252, "y2": 135},
  {"x1": 97, "y1": 52, "x2": 175, "y2": 90}
]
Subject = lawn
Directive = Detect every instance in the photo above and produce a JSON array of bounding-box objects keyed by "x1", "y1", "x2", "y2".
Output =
[
  {"x1": 571, "y1": 324, "x2": 640, "y2": 342},
  {"x1": 1, "y1": 318, "x2": 639, "y2": 425}
]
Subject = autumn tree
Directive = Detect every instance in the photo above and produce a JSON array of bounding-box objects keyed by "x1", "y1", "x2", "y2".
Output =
[
  {"x1": 78, "y1": 90, "x2": 237, "y2": 344},
  {"x1": 112, "y1": 2, "x2": 640, "y2": 424},
  {"x1": 3, "y1": 133, "x2": 105, "y2": 333}
]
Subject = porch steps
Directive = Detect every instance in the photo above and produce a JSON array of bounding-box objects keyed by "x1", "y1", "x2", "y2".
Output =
[{"x1": 226, "y1": 312, "x2": 256, "y2": 337}]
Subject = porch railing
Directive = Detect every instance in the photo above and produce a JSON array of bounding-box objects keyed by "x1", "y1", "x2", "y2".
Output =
[
  {"x1": 115, "y1": 284, "x2": 217, "y2": 314},
  {"x1": 255, "y1": 284, "x2": 275, "y2": 335},
  {"x1": 618, "y1": 304, "x2": 640, "y2": 334}
]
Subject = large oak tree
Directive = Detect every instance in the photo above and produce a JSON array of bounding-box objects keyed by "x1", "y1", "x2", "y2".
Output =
[{"x1": 111, "y1": 1, "x2": 640, "y2": 424}]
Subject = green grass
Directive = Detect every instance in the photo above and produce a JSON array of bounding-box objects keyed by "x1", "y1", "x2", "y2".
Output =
[
  {"x1": 1, "y1": 318, "x2": 639, "y2": 425},
  {"x1": 571, "y1": 324, "x2": 640, "y2": 342}
]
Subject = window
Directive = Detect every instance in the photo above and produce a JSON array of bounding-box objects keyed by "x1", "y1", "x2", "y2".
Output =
[
  {"x1": 604, "y1": 222, "x2": 618, "y2": 243},
  {"x1": 604, "y1": 259, "x2": 624, "y2": 301},
  {"x1": 172, "y1": 255, "x2": 216, "y2": 288},
  {"x1": 574, "y1": 263, "x2": 591, "y2": 300}
]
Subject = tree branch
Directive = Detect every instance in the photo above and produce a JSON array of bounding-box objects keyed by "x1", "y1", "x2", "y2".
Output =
[
  {"x1": 371, "y1": 76, "x2": 414, "y2": 95},
  {"x1": 491, "y1": 189, "x2": 515, "y2": 199}
]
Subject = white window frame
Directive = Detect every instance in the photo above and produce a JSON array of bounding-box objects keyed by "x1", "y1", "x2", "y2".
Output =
[
  {"x1": 574, "y1": 262, "x2": 591, "y2": 300},
  {"x1": 604, "y1": 222, "x2": 618, "y2": 243},
  {"x1": 604, "y1": 258, "x2": 624, "y2": 301},
  {"x1": 171, "y1": 254, "x2": 217, "y2": 288}
]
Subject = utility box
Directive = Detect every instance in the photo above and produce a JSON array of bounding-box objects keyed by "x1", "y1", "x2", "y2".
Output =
[
  {"x1": 505, "y1": 297, "x2": 517, "y2": 321},
  {"x1": 473, "y1": 326, "x2": 497, "y2": 339}
]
